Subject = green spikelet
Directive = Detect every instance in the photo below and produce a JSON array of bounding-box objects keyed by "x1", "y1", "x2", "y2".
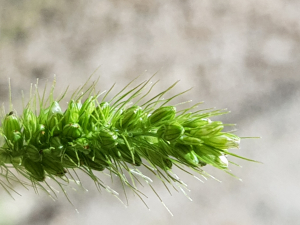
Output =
[
  {"x1": 25, "y1": 144, "x2": 42, "y2": 162},
  {"x1": 157, "y1": 122, "x2": 185, "y2": 142},
  {"x1": 148, "y1": 106, "x2": 176, "y2": 126},
  {"x1": 22, "y1": 157, "x2": 45, "y2": 182},
  {"x1": 47, "y1": 101, "x2": 64, "y2": 136},
  {"x1": 0, "y1": 75, "x2": 257, "y2": 208}
]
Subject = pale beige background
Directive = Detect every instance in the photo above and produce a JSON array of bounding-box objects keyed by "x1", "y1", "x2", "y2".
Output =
[{"x1": 0, "y1": 1, "x2": 300, "y2": 224}]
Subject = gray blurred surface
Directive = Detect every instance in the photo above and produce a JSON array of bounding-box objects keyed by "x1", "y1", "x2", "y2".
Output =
[{"x1": 0, "y1": 1, "x2": 300, "y2": 224}]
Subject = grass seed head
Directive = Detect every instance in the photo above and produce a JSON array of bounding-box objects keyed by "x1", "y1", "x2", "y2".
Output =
[{"x1": 0, "y1": 75, "x2": 257, "y2": 207}]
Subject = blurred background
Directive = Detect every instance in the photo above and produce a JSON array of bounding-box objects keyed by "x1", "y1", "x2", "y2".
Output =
[{"x1": 0, "y1": 0, "x2": 300, "y2": 224}]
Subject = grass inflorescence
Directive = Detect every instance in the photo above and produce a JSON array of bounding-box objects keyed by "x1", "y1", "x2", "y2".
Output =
[{"x1": 0, "y1": 75, "x2": 255, "y2": 208}]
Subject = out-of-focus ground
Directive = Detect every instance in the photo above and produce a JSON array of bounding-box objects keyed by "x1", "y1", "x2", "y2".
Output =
[{"x1": 0, "y1": 1, "x2": 300, "y2": 224}]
